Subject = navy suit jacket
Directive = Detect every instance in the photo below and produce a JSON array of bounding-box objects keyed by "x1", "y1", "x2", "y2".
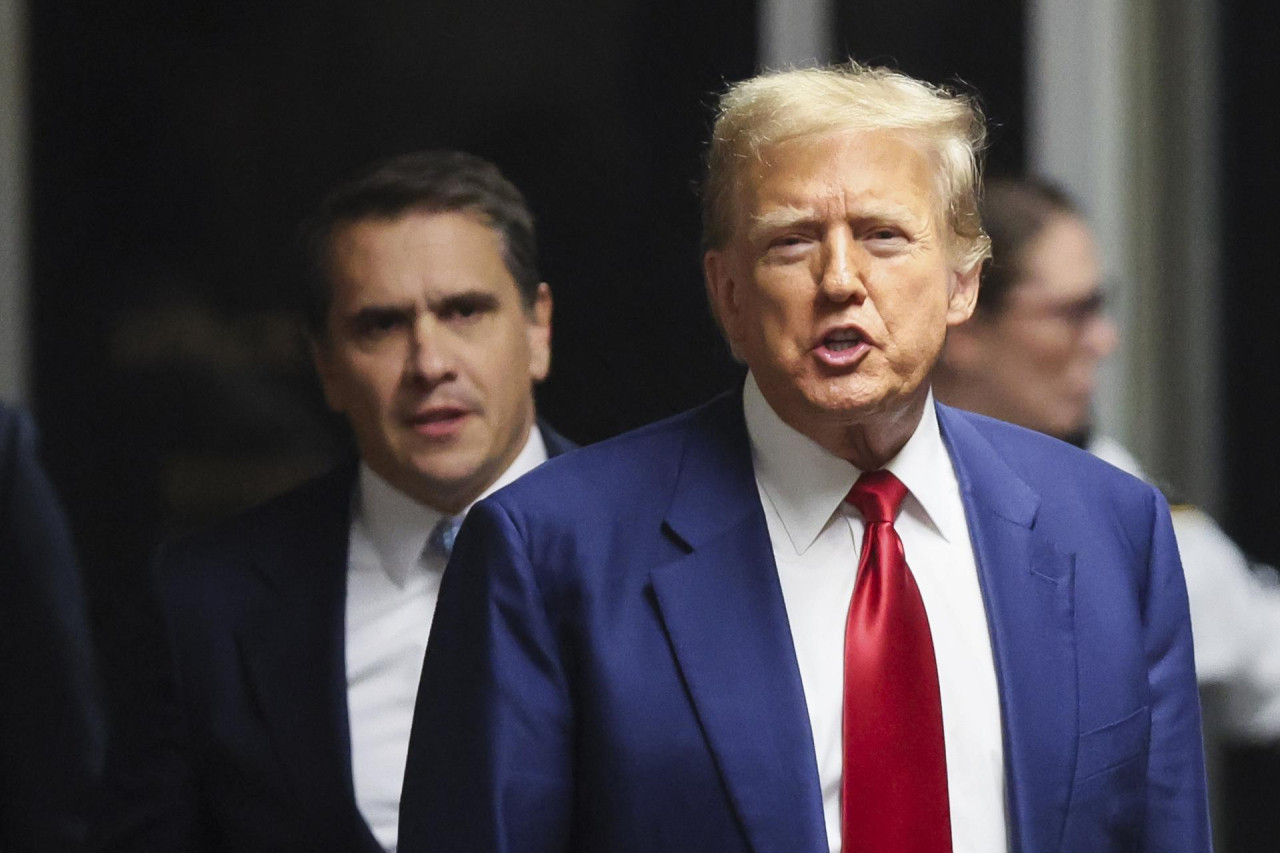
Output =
[
  {"x1": 95, "y1": 423, "x2": 574, "y2": 853},
  {"x1": 399, "y1": 391, "x2": 1211, "y2": 852},
  {"x1": 0, "y1": 403, "x2": 104, "y2": 852}
]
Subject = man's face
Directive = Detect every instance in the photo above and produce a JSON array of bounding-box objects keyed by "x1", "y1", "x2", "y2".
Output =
[
  {"x1": 704, "y1": 130, "x2": 978, "y2": 451},
  {"x1": 312, "y1": 210, "x2": 551, "y2": 512},
  {"x1": 956, "y1": 213, "x2": 1117, "y2": 440}
]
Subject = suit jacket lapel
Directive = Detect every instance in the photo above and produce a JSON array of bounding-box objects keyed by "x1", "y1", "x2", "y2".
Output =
[
  {"x1": 938, "y1": 407, "x2": 1077, "y2": 853},
  {"x1": 650, "y1": 393, "x2": 827, "y2": 853},
  {"x1": 235, "y1": 466, "x2": 381, "y2": 851}
]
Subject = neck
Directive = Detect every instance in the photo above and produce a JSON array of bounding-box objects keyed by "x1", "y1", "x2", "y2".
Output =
[{"x1": 789, "y1": 390, "x2": 929, "y2": 472}]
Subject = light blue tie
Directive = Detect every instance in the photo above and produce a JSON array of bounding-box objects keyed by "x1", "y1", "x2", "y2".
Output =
[{"x1": 426, "y1": 515, "x2": 462, "y2": 559}]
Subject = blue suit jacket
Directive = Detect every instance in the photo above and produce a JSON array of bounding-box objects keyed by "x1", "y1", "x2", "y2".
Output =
[
  {"x1": 94, "y1": 423, "x2": 574, "y2": 853},
  {"x1": 399, "y1": 391, "x2": 1210, "y2": 852},
  {"x1": 0, "y1": 403, "x2": 104, "y2": 852}
]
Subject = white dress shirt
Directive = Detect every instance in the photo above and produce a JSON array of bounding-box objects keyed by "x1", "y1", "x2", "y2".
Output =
[
  {"x1": 346, "y1": 427, "x2": 548, "y2": 851},
  {"x1": 743, "y1": 375, "x2": 1007, "y2": 853}
]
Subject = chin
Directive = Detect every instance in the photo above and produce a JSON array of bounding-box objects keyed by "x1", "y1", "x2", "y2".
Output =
[
  {"x1": 806, "y1": 380, "x2": 919, "y2": 419},
  {"x1": 411, "y1": 460, "x2": 482, "y2": 490}
]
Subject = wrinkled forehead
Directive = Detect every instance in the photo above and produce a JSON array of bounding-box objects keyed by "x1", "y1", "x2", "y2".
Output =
[{"x1": 730, "y1": 130, "x2": 951, "y2": 234}]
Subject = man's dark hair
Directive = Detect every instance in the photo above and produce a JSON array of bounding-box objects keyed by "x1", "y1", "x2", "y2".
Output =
[
  {"x1": 978, "y1": 177, "x2": 1079, "y2": 315},
  {"x1": 300, "y1": 150, "x2": 541, "y2": 336}
]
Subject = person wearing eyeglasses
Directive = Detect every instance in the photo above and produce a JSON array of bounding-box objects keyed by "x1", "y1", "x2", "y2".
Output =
[{"x1": 936, "y1": 176, "x2": 1280, "y2": 742}]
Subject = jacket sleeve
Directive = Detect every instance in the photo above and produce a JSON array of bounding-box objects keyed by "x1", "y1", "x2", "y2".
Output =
[
  {"x1": 1140, "y1": 486, "x2": 1213, "y2": 850},
  {"x1": 0, "y1": 404, "x2": 105, "y2": 852},
  {"x1": 399, "y1": 498, "x2": 575, "y2": 853},
  {"x1": 90, "y1": 545, "x2": 209, "y2": 853}
]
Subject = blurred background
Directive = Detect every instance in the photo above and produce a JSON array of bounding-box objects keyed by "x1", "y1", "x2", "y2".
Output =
[{"x1": 2, "y1": 0, "x2": 1278, "y2": 847}]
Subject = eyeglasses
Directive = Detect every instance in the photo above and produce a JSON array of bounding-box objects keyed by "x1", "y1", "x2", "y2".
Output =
[{"x1": 1005, "y1": 288, "x2": 1109, "y2": 329}]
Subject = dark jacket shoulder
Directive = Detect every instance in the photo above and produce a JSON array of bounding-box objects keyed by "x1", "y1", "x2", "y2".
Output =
[{"x1": 155, "y1": 464, "x2": 356, "y2": 619}]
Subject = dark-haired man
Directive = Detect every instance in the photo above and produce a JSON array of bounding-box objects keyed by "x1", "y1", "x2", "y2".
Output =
[{"x1": 97, "y1": 151, "x2": 572, "y2": 852}]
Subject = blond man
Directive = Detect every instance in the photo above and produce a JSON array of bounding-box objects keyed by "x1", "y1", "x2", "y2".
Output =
[{"x1": 399, "y1": 65, "x2": 1210, "y2": 853}]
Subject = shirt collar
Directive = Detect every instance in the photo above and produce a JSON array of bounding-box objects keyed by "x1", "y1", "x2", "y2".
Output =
[
  {"x1": 742, "y1": 373, "x2": 964, "y2": 554},
  {"x1": 354, "y1": 424, "x2": 549, "y2": 586}
]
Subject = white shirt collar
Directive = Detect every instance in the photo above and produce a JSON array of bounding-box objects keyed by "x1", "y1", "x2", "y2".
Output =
[
  {"x1": 742, "y1": 372, "x2": 964, "y2": 554},
  {"x1": 354, "y1": 424, "x2": 549, "y2": 587}
]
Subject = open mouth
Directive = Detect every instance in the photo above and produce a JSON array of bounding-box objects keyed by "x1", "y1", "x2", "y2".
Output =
[
  {"x1": 824, "y1": 328, "x2": 863, "y2": 351},
  {"x1": 814, "y1": 327, "x2": 871, "y2": 366}
]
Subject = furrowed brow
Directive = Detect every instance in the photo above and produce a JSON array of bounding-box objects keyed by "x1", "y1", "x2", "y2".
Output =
[
  {"x1": 431, "y1": 290, "x2": 500, "y2": 313},
  {"x1": 747, "y1": 205, "x2": 818, "y2": 241},
  {"x1": 351, "y1": 303, "x2": 413, "y2": 323},
  {"x1": 850, "y1": 200, "x2": 918, "y2": 224}
]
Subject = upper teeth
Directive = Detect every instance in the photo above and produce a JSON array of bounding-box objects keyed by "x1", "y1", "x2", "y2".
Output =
[{"x1": 825, "y1": 330, "x2": 861, "y2": 352}]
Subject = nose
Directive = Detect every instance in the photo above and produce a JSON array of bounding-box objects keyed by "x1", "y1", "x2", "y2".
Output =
[
  {"x1": 406, "y1": 315, "x2": 457, "y2": 386},
  {"x1": 818, "y1": 228, "x2": 867, "y2": 304},
  {"x1": 1084, "y1": 311, "x2": 1119, "y2": 359}
]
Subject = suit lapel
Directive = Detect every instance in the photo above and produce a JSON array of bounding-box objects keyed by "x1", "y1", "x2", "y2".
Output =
[
  {"x1": 938, "y1": 408, "x2": 1077, "y2": 853},
  {"x1": 235, "y1": 466, "x2": 381, "y2": 852},
  {"x1": 650, "y1": 393, "x2": 827, "y2": 853}
]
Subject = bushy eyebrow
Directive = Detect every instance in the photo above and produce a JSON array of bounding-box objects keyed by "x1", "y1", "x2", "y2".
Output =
[
  {"x1": 747, "y1": 200, "x2": 922, "y2": 243},
  {"x1": 431, "y1": 291, "x2": 500, "y2": 315},
  {"x1": 349, "y1": 304, "x2": 413, "y2": 324},
  {"x1": 747, "y1": 205, "x2": 818, "y2": 241}
]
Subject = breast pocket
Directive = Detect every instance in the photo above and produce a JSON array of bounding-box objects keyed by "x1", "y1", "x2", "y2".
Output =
[
  {"x1": 1060, "y1": 705, "x2": 1151, "y2": 850},
  {"x1": 1076, "y1": 705, "x2": 1150, "y2": 780}
]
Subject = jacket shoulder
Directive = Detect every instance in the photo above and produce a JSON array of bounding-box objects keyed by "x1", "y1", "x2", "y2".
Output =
[
  {"x1": 941, "y1": 405, "x2": 1149, "y2": 494},
  {"x1": 492, "y1": 394, "x2": 731, "y2": 518},
  {"x1": 156, "y1": 465, "x2": 354, "y2": 589}
]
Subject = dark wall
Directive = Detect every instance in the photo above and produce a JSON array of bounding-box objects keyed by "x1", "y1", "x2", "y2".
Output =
[
  {"x1": 1220, "y1": 3, "x2": 1280, "y2": 848},
  {"x1": 837, "y1": 0, "x2": 1027, "y2": 177},
  {"x1": 1222, "y1": 0, "x2": 1280, "y2": 569}
]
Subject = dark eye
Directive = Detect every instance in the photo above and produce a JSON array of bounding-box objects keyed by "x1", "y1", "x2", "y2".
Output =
[
  {"x1": 438, "y1": 293, "x2": 499, "y2": 323},
  {"x1": 1065, "y1": 291, "x2": 1107, "y2": 323},
  {"x1": 353, "y1": 309, "x2": 408, "y2": 337}
]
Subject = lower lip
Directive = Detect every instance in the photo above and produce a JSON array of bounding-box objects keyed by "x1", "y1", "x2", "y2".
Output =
[
  {"x1": 814, "y1": 341, "x2": 871, "y2": 368},
  {"x1": 409, "y1": 411, "x2": 472, "y2": 439}
]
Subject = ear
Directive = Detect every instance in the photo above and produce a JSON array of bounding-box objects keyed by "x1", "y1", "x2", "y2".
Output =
[
  {"x1": 704, "y1": 249, "x2": 744, "y2": 357},
  {"x1": 310, "y1": 336, "x2": 347, "y2": 413},
  {"x1": 526, "y1": 282, "x2": 553, "y2": 382},
  {"x1": 939, "y1": 317, "x2": 986, "y2": 375},
  {"x1": 945, "y1": 261, "x2": 981, "y2": 327}
]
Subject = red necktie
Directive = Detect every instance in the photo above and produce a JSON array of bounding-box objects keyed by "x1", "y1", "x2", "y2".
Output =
[{"x1": 841, "y1": 470, "x2": 951, "y2": 852}]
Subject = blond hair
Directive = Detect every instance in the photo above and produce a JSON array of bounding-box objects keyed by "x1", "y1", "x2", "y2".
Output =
[{"x1": 702, "y1": 61, "x2": 991, "y2": 273}]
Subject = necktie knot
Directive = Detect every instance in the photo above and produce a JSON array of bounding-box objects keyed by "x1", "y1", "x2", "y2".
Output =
[
  {"x1": 845, "y1": 469, "x2": 908, "y2": 524},
  {"x1": 426, "y1": 515, "x2": 462, "y2": 560}
]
